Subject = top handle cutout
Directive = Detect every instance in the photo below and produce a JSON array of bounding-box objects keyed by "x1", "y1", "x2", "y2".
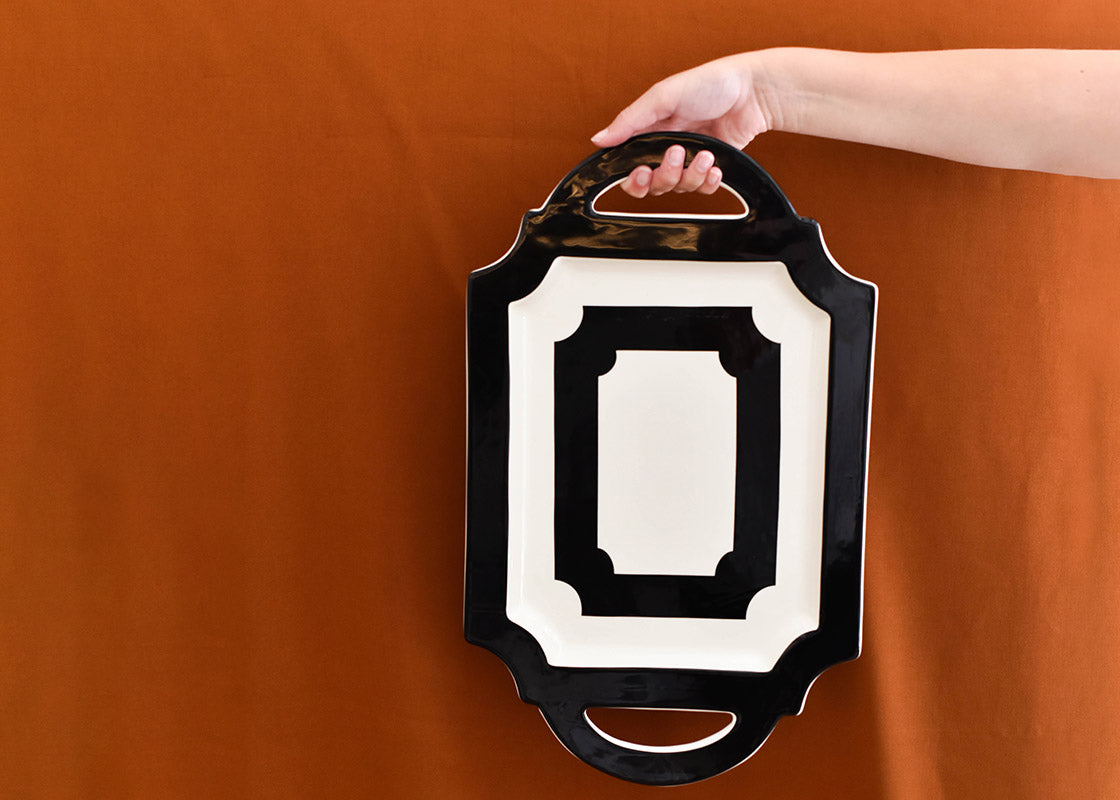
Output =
[{"x1": 591, "y1": 177, "x2": 750, "y2": 220}]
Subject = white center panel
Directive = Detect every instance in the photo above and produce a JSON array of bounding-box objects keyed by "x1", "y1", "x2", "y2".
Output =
[
  {"x1": 507, "y1": 256, "x2": 831, "y2": 672},
  {"x1": 598, "y1": 350, "x2": 737, "y2": 577}
]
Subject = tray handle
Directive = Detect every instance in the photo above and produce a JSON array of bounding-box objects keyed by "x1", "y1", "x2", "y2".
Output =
[
  {"x1": 544, "y1": 132, "x2": 797, "y2": 225},
  {"x1": 538, "y1": 697, "x2": 777, "y2": 786}
]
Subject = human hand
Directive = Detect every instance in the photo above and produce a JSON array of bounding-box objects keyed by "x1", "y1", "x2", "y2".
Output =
[{"x1": 590, "y1": 54, "x2": 774, "y2": 196}]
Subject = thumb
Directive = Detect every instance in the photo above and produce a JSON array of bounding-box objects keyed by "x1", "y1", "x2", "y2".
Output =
[
  {"x1": 591, "y1": 84, "x2": 677, "y2": 147},
  {"x1": 590, "y1": 125, "x2": 626, "y2": 148}
]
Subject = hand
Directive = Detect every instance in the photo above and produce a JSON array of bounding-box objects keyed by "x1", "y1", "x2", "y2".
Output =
[{"x1": 590, "y1": 54, "x2": 774, "y2": 196}]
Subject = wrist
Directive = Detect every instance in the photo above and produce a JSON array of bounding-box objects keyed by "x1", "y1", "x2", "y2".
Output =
[{"x1": 740, "y1": 48, "x2": 798, "y2": 135}]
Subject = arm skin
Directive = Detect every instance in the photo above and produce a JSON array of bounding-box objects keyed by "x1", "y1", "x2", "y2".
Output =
[{"x1": 591, "y1": 48, "x2": 1120, "y2": 196}]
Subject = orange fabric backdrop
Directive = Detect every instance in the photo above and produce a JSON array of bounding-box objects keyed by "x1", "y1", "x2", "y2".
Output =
[{"x1": 3, "y1": 1, "x2": 1120, "y2": 797}]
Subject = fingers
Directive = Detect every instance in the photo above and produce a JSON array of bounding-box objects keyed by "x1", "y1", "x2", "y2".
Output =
[
  {"x1": 673, "y1": 149, "x2": 715, "y2": 193},
  {"x1": 620, "y1": 165, "x2": 653, "y2": 198},
  {"x1": 698, "y1": 165, "x2": 723, "y2": 195},
  {"x1": 648, "y1": 145, "x2": 686, "y2": 195},
  {"x1": 617, "y1": 147, "x2": 722, "y2": 198}
]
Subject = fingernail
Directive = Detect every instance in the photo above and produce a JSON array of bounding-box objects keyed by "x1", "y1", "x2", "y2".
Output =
[
  {"x1": 635, "y1": 170, "x2": 650, "y2": 187},
  {"x1": 693, "y1": 150, "x2": 714, "y2": 170},
  {"x1": 592, "y1": 128, "x2": 609, "y2": 143},
  {"x1": 666, "y1": 146, "x2": 684, "y2": 166}
]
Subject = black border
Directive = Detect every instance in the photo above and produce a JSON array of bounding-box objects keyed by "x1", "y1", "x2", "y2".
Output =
[
  {"x1": 465, "y1": 132, "x2": 877, "y2": 786},
  {"x1": 554, "y1": 305, "x2": 781, "y2": 619}
]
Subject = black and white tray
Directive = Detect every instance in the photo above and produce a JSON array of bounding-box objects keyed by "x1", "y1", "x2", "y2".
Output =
[{"x1": 465, "y1": 132, "x2": 876, "y2": 785}]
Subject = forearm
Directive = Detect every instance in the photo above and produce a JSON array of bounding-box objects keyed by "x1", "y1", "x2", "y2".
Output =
[{"x1": 752, "y1": 48, "x2": 1120, "y2": 178}]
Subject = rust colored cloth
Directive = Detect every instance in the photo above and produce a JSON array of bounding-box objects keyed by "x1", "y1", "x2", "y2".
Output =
[{"x1": 2, "y1": 1, "x2": 1119, "y2": 797}]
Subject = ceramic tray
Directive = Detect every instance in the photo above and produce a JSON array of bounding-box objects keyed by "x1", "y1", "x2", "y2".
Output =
[{"x1": 465, "y1": 132, "x2": 876, "y2": 785}]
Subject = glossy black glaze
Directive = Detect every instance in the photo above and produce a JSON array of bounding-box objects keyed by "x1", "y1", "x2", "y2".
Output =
[
  {"x1": 465, "y1": 132, "x2": 876, "y2": 786},
  {"x1": 554, "y1": 306, "x2": 780, "y2": 619}
]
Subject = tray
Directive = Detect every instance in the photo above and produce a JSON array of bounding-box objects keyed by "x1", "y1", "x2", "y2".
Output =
[{"x1": 465, "y1": 132, "x2": 876, "y2": 785}]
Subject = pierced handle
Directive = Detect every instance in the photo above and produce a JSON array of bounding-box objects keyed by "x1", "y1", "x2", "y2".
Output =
[
  {"x1": 545, "y1": 132, "x2": 797, "y2": 225},
  {"x1": 537, "y1": 698, "x2": 778, "y2": 786}
]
